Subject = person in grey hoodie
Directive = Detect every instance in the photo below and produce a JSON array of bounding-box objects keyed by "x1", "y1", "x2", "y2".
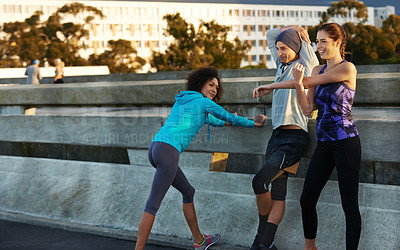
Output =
[
  {"x1": 25, "y1": 59, "x2": 42, "y2": 84},
  {"x1": 251, "y1": 26, "x2": 319, "y2": 250},
  {"x1": 135, "y1": 67, "x2": 266, "y2": 250}
]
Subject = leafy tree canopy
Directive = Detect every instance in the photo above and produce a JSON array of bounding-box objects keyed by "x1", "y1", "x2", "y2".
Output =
[
  {"x1": 151, "y1": 13, "x2": 249, "y2": 71},
  {"x1": 326, "y1": 0, "x2": 368, "y2": 23},
  {"x1": 311, "y1": 0, "x2": 400, "y2": 65},
  {"x1": 89, "y1": 39, "x2": 146, "y2": 73}
]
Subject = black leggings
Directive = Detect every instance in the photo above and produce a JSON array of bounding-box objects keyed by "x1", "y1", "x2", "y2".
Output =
[
  {"x1": 145, "y1": 142, "x2": 195, "y2": 215},
  {"x1": 300, "y1": 136, "x2": 361, "y2": 250}
]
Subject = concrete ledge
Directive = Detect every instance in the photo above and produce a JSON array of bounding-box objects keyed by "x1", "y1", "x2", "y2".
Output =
[
  {"x1": 0, "y1": 156, "x2": 399, "y2": 249},
  {"x1": 0, "y1": 115, "x2": 398, "y2": 162},
  {"x1": 0, "y1": 73, "x2": 399, "y2": 105},
  {"x1": 1, "y1": 64, "x2": 399, "y2": 84}
]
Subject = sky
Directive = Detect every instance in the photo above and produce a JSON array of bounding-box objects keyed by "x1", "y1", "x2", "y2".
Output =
[{"x1": 117, "y1": 0, "x2": 400, "y2": 16}]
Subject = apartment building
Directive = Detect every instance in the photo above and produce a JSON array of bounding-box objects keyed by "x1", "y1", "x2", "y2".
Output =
[
  {"x1": 374, "y1": 5, "x2": 395, "y2": 28},
  {"x1": 0, "y1": 0, "x2": 377, "y2": 71}
]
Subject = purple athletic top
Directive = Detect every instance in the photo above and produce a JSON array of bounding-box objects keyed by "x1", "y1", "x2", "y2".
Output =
[{"x1": 314, "y1": 60, "x2": 359, "y2": 141}]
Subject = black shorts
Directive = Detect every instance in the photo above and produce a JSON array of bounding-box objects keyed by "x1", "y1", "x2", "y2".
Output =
[{"x1": 265, "y1": 128, "x2": 309, "y2": 171}]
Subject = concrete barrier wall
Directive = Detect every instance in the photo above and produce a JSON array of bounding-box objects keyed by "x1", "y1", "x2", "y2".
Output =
[
  {"x1": 1, "y1": 64, "x2": 399, "y2": 84},
  {"x1": 0, "y1": 154, "x2": 399, "y2": 249},
  {"x1": 0, "y1": 75, "x2": 399, "y2": 106},
  {"x1": 0, "y1": 69, "x2": 398, "y2": 249},
  {"x1": 0, "y1": 115, "x2": 398, "y2": 163}
]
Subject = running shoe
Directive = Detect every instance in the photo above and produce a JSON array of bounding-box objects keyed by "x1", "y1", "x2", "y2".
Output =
[
  {"x1": 250, "y1": 233, "x2": 261, "y2": 250},
  {"x1": 194, "y1": 234, "x2": 221, "y2": 250},
  {"x1": 257, "y1": 242, "x2": 278, "y2": 250}
]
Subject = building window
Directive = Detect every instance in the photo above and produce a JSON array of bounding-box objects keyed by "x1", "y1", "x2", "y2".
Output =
[
  {"x1": 243, "y1": 10, "x2": 255, "y2": 17},
  {"x1": 232, "y1": 25, "x2": 240, "y2": 32},
  {"x1": 133, "y1": 41, "x2": 141, "y2": 48},
  {"x1": 245, "y1": 40, "x2": 256, "y2": 47},
  {"x1": 258, "y1": 25, "x2": 268, "y2": 32}
]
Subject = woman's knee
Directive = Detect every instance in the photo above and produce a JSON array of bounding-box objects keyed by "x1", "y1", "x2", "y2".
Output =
[
  {"x1": 300, "y1": 192, "x2": 316, "y2": 211},
  {"x1": 182, "y1": 185, "x2": 195, "y2": 203}
]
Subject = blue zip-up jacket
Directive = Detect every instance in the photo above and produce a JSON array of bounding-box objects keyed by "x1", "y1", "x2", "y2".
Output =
[{"x1": 152, "y1": 91, "x2": 255, "y2": 153}]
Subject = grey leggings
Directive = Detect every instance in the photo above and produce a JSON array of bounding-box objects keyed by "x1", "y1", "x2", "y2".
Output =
[{"x1": 145, "y1": 142, "x2": 195, "y2": 215}]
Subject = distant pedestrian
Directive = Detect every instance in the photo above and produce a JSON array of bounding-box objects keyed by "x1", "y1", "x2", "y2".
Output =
[
  {"x1": 24, "y1": 59, "x2": 42, "y2": 85},
  {"x1": 54, "y1": 58, "x2": 64, "y2": 83}
]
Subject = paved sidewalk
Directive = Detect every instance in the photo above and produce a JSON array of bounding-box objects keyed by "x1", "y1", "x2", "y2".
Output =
[{"x1": 0, "y1": 219, "x2": 180, "y2": 250}]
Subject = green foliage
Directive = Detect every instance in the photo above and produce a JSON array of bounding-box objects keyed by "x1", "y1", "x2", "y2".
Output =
[
  {"x1": 89, "y1": 39, "x2": 145, "y2": 73},
  {"x1": 382, "y1": 14, "x2": 400, "y2": 54},
  {"x1": 0, "y1": 3, "x2": 104, "y2": 67},
  {"x1": 326, "y1": 0, "x2": 368, "y2": 23},
  {"x1": 343, "y1": 23, "x2": 395, "y2": 64},
  {"x1": 311, "y1": 0, "x2": 400, "y2": 65},
  {"x1": 151, "y1": 13, "x2": 249, "y2": 71}
]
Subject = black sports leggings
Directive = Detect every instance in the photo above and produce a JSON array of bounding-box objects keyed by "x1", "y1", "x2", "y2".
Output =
[
  {"x1": 300, "y1": 136, "x2": 361, "y2": 250},
  {"x1": 145, "y1": 141, "x2": 195, "y2": 215}
]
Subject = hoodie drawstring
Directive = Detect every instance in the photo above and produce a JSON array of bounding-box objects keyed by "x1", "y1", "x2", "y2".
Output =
[{"x1": 206, "y1": 115, "x2": 211, "y2": 141}]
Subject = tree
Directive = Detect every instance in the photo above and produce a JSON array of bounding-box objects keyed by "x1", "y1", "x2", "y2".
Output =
[
  {"x1": 326, "y1": 0, "x2": 368, "y2": 23},
  {"x1": 0, "y1": 11, "x2": 46, "y2": 66},
  {"x1": 151, "y1": 13, "x2": 249, "y2": 71},
  {"x1": 89, "y1": 39, "x2": 145, "y2": 73},
  {"x1": 197, "y1": 20, "x2": 249, "y2": 69},
  {"x1": 343, "y1": 23, "x2": 395, "y2": 64},
  {"x1": 0, "y1": 3, "x2": 103, "y2": 67},
  {"x1": 43, "y1": 2, "x2": 104, "y2": 65},
  {"x1": 151, "y1": 13, "x2": 197, "y2": 71},
  {"x1": 382, "y1": 14, "x2": 400, "y2": 54}
]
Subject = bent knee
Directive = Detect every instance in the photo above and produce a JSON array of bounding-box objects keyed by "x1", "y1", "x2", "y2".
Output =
[
  {"x1": 182, "y1": 185, "x2": 195, "y2": 203},
  {"x1": 271, "y1": 175, "x2": 288, "y2": 201},
  {"x1": 252, "y1": 175, "x2": 269, "y2": 195}
]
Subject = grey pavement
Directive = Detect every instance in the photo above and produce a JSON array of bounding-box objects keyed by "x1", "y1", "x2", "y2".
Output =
[{"x1": 0, "y1": 219, "x2": 180, "y2": 250}]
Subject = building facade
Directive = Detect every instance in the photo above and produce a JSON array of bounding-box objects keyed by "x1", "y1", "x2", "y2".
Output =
[
  {"x1": 374, "y1": 5, "x2": 395, "y2": 28},
  {"x1": 0, "y1": 0, "x2": 381, "y2": 71}
]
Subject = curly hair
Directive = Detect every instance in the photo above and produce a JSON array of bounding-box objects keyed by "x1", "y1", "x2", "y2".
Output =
[
  {"x1": 319, "y1": 23, "x2": 347, "y2": 59},
  {"x1": 185, "y1": 67, "x2": 223, "y2": 103}
]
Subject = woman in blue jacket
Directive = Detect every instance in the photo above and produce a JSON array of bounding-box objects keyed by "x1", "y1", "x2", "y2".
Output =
[{"x1": 135, "y1": 67, "x2": 266, "y2": 250}]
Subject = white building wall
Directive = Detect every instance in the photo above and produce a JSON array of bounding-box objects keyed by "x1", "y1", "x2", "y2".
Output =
[
  {"x1": 0, "y1": 0, "x2": 377, "y2": 72},
  {"x1": 374, "y1": 5, "x2": 395, "y2": 28}
]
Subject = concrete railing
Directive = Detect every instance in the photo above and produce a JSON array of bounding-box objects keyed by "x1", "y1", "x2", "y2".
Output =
[{"x1": 0, "y1": 71, "x2": 399, "y2": 249}]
